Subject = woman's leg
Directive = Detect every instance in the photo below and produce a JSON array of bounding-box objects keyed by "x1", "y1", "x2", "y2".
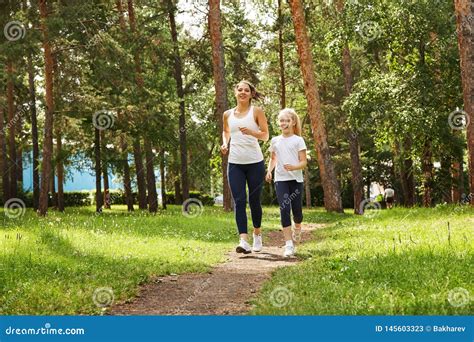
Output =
[
  {"x1": 247, "y1": 161, "x2": 265, "y2": 235},
  {"x1": 228, "y1": 163, "x2": 248, "y2": 238}
]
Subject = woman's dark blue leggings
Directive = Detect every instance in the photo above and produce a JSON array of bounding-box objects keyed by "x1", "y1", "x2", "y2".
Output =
[
  {"x1": 275, "y1": 181, "x2": 303, "y2": 227},
  {"x1": 228, "y1": 161, "x2": 265, "y2": 234}
]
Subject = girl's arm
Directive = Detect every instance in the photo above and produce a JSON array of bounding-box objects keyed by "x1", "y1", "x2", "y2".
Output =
[
  {"x1": 239, "y1": 107, "x2": 269, "y2": 142},
  {"x1": 221, "y1": 111, "x2": 230, "y2": 155},
  {"x1": 283, "y1": 150, "x2": 307, "y2": 171}
]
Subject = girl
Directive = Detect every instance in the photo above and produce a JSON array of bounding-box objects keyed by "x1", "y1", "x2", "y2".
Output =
[
  {"x1": 221, "y1": 80, "x2": 269, "y2": 254},
  {"x1": 265, "y1": 108, "x2": 307, "y2": 257}
]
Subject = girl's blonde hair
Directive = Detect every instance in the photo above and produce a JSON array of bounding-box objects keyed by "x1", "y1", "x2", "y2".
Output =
[{"x1": 278, "y1": 108, "x2": 302, "y2": 136}]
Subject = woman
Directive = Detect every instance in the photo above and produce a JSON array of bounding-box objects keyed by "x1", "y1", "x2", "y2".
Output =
[{"x1": 221, "y1": 80, "x2": 269, "y2": 254}]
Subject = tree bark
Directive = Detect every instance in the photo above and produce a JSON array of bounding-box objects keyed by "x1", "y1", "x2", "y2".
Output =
[
  {"x1": 208, "y1": 0, "x2": 232, "y2": 211},
  {"x1": 133, "y1": 138, "x2": 148, "y2": 209},
  {"x1": 278, "y1": 0, "x2": 286, "y2": 108},
  {"x1": 28, "y1": 54, "x2": 40, "y2": 210},
  {"x1": 119, "y1": 132, "x2": 134, "y2": 212},
  {"x1": 144, "y1": 139, "x2": 158, "y2": 213},
  {"x1": 56, "y1": 123, "x2": 64, "y2": 211},
  {"x1": 0, "y1": 106, "x2": 8, "y2": 202},
  {"x1": 94, "y1": 127, "x2": 102, "y2": 212},
  {"x1": 160, "y1": 149, "x2": 167, "y2": 210},
  {"x1": 38, "y1": 0, "x2": 55, "y2": 216},
  {"x1": 454, "y1": 0, "x2": 474, "y2": 205},
  {"x1": 288, "y1": 0, "x2": 343, "y2": 212},
  {"x1": 101, "y1": 130, "x2": 111, "y2": 209},
  {"x1": 6, "y1": 61, "x2": 17, "y2": 199},
  {"x1": 422, "y1": 138, "x2": 433, "y2": 207}
]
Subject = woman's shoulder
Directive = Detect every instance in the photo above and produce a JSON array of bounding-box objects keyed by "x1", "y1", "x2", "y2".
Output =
[
  {"x1": 223, "y1": 108, "x2": 234, "y2": 117},
  {"x1": 252, "y1": 106, "x2": 265, "y2": 114}
]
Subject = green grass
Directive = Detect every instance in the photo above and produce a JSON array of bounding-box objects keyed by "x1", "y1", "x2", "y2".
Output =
[
  {"x1": 0, "y1": 205, "x2": 244, "y2": 315},
  {"x1": 1, "y1": 204, "x2": 472, "y2": 315},
  {"x1": 250, "y1": 205, "x2": 474, "y2": 315}
]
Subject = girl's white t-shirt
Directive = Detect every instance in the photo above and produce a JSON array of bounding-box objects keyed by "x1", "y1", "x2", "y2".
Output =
[{"x1": 269, "y1": 134, "x2": 307, "y2": 183}]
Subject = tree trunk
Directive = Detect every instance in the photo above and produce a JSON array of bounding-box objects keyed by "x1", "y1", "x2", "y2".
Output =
[
  {"x1": 50, "y1": 163, "x2": 56, "y2": 208},
  {"x1": 101, "y1": 130, "x2": 111, "y2": 209},
  {"x1": 16, "y1": 115, "x2": 23, "y2": 187},
  {"x1": 28, "y1": 54, "x2": 40, "y2": 210},
  {"x1": 133, "y1": 138, "x2": 148, "y2": 209},
  {"x1": 208, "y1": 0, "x2": 232, "y2": 211},
  {"x1": 119, "y1": 132, "x2": 134, "y2": 212},
  {"x1": 422, "y1": 138, "x2": 433, "y2": 207},
  {"x1": 278, "y1": 0, "x2": 286, "y2": 109},
  {"x1": 288, "y1": 0, "x2": 343, "y2": 212},
  {"x1": 6, "y1": 61, "x2": 17, "y2": 199},
  {"x1": 160, "y1": 149, "x2": 167, "y2": 210},
  {"x1": 341, "y1": 45, "x2": 364, "y2": 214},
  {"x1": 168, "y1": 0, "x2": 189, "y2": 201},
  {"x1": 56, "y1": 124, "x2": 64, "y2": 211},
  {"x1": 144, "y1": 139, "x2": 158, "y2": 213},
  {"x1": 127, "y1": 0, "x2": 149, "y2": 210},
  {"x1": 38, "y1": 0, "x2": 55, "y2": 216},
  {"x1": 94, "y1": 127, "x2": 102, "y2": 212},
  {"x1": 454, "y1": 0, "x2": 474, "y2": 205},
  {"x1": 304, "y1": 166, "x2": 311, "y2": 208},
  {"x1": 0, "y1": 107, "x2": 8, "y2": 202}
]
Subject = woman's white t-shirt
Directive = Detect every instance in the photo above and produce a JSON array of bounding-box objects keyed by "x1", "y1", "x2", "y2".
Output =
[{"x1": 269, "y1": 134, "x2": 307, "y2": 183}]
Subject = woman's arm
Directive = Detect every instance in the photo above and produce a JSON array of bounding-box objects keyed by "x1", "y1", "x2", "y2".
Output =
[
  {"x1": 266, "y1": 151, "x2": 277, "y2": 182},
  {"x1": 283, "y1": 150, "x2": 307, "y2": 171},
  {"x1": 239, "y1": 107, "x2": 269, "y2": 142},
  {"x1": 221, "y1": 111, "x2": 230, "y2": 155}
]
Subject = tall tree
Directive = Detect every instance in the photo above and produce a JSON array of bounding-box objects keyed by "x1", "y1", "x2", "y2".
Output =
[
  {"x1": 6, "y1": 61, "x2": 17, "y2": 199},
  {"x1": 38, "y1": 0, "x2": 55, "y2": 216},
  {"x1": 127, "y1": 0, "x2": 151, "y2": 210},
  {"x1": 0, "y1": 105, "x2": 8, "y2": 202},
  {"x1": 167, "y1": 0, "x2": 189, "y2": 202},
  {"x1": 28, "y1": 54, "x2": 40, "y2": 210},
  {"x1": 454, "y1": 0, "x2": 474, "y2": 205},
  {"x1": 144, "y1": 139, "x2": 158, "y2": 213},
  {"x1": 288, "y1": 0, "x2": 343, "y2": 212},
  {"x1": 208, "y1": 0, "x2": 232, "y2": 211},
  {"x1": 94, "y1": 127, "x2": 103, "y2": 212}
]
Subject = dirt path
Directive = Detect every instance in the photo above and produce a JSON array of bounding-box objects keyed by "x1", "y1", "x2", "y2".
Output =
[{"x1": 110, "y1": 223, "x2": 324, "y2": 315}]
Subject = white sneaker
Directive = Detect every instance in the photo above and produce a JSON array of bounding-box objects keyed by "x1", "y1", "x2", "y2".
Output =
[
  {"x1": 236, "y1": 238, "x2": 252, "y2": 254},
  {"x1": 252, "y1": 234, "x2": 262, "y2": 252},
  {"x1": 283, "y1": 244, "x2": 296, "y2": 257}
]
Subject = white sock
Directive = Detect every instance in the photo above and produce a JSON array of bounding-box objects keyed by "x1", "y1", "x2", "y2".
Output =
[{"x1": 285, "y1": 240, "x2": 294, "y2": 247}]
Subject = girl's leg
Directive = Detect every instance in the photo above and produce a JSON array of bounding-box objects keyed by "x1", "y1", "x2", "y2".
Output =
[
  {"x1": 275, "y1": 181, "x2": 292, "y2": 234},
  {"x1": 247, "y1": 161, "x2": 265, "y2": 235},
  {"x1": 289, "y1": 181, "x2": 304, "y2": 240},
  {"x1": 228, "y1": 163, "x2": 249, "y2": 239}
]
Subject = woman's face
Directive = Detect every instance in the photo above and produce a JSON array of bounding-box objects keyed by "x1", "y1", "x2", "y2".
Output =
[
  {"x1": 235, "y1": 83, "x2": 252, "y2": 104},
  {"x1": 278, "y1": 113, "x2": 294, "y2": 132}
]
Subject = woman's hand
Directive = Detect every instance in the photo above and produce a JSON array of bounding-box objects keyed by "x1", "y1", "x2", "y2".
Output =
[
  {"x1": 239, "y1": 127, "x2": 255, "y2": 136},
  {"x1": 265, "y1": 171, "x2": 272, "y2": 183},
  {"x1": 284, "y1": 164, "x2": 296, "y2": 171},
  {"x1": 220, "y1": 144, "x2": 228, "y2": 155}
]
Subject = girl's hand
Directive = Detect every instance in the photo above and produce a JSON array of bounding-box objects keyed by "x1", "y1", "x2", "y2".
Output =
[
  {"x1": 239, "y1": 127, "x2": 255, "y2": 136},
  {"x1": 220, "y1": 144, "x2": 228, "y2": 155},
  {"x1": 284, "y1": 164, "x2": 296, "y2": 171},
  {"x1": 265, "y1": 171, "x2": 272, "y2": 183}
]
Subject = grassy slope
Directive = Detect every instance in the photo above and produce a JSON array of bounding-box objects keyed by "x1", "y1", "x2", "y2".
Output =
[{"x1": 251, "y1": 205, "x2": 474, "y2": 315}]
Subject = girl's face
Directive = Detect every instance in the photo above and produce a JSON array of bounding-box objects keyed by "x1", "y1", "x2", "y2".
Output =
[
  {"x1": 234, "y1": 83, "x2": 252, "y2": 104},
  {"x1": 278, "y1": 114, "x2": 294, "y2": 133}
]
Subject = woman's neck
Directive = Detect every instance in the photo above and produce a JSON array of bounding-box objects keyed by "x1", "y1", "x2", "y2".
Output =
[{"x1": 236, "y1": 102, "x2": 251, "y2": 113}]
